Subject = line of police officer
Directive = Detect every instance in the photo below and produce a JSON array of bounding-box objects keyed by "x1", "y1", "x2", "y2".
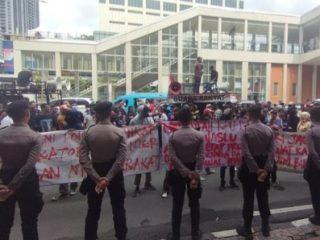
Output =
[{"x1": 1, "y1": 100, "x2": 320, "y2": 240}]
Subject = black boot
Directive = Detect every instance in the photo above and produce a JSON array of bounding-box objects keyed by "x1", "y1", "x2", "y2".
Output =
[
  {"x1": 262, "y1": 218, "x2": 270, "y2": 237},
  {"x1": 236, "y1": 222, "x2": 253, "y2": 240}
]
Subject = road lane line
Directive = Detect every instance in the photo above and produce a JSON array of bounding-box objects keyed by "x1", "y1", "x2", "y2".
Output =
[{"x1": 253, "y1": 204, "x2": 312, "y2": 216}]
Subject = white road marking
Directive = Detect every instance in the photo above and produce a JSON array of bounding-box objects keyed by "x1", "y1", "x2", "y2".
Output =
[
  {"x1": 253, "y1": 204, "x2": 312, "y2": 216},
  {"x1": 292, "y1": 218, "x2": 310, "y2": 227},
  {"x1": 211, "y1": 229, "x2": 238, "y2": 238},
  {"x1": 211, "y1": 205, "x2": 313, "y2": 238}
]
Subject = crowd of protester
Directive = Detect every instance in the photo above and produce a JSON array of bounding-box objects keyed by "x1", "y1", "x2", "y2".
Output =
[{"x1": 2, "y1": 97, "x2": 320, "y2": 240}]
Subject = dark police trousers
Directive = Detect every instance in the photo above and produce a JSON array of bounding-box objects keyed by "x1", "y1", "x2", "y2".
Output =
[
  {"x1": 304, "y1": 158, "x2": 320, "y2": 218},
  {"x1": 84, "y1": 162, "x2": 127, "y2": 240},
  {"x1": 134, "y1": 172, "x2": 151, "y2": 188},
  {"x1": 170, "y1": 162, "x2": 201, "y2": 240},
  {"x1": 238, "y1": 156, "x2": 270, "y2": 228},
  {"x1": 0, "y1": 169, "x2": 43, "y2": 240},
  {"x1": 220, "y1": 166, "x2": 236, "y2": 186}
]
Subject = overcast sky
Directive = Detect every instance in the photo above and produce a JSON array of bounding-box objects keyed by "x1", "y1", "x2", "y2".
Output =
[{"x1": 38, "y1": 0, "x2": 320, "y2": 34}]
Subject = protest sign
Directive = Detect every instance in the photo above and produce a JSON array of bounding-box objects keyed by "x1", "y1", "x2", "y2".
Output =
[
  {"x1": 275, "y1": 132, "x2": 308, "y2": 171},
  {"x1": 162, "y1": 120, "x2": 244, "y2": 170},
  {"x1": 36, "y1": 121, "x2": 309, "y2": 185},
  {"x1": 38, "y1": 124, "x2": 160, "y2": 185}
]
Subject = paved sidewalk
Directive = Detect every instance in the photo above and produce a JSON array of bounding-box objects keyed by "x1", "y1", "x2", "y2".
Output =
[{"x1": 210, "y1": 222, "x2": 320, "y2": 240}]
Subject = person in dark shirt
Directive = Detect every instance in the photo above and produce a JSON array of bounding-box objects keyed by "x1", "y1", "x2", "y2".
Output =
[
  {"x1": 34, "y1": 103, "x2": 56, "y2": 132},
  {"x1": 286, "y1": 108, "x2": 299, "y2": 132},
  {"x1": 28, "y1": 101, "x2": 40, "y2": 131}
]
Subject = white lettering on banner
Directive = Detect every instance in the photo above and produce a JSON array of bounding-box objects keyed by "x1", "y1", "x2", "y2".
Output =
[
  {"x1": 274, "y1": 132, "x2": 308, "y2": 171},
  {"x1": 37, "y1": 124, "x2": 160, "y2": 185},
  {"x1": 161, "y1": 121, "x2": 244, "y2": 169},
  {"x1": 161, "y1": 121, "x2": 309, "y2": 172},
  {"x1": 36, "y1": 121, "x2": 309, "y2": 185}
]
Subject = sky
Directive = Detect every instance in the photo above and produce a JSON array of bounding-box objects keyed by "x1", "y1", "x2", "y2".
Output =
[{"x1": 38, "y1": 0, "x2": 320, "y2": 34}]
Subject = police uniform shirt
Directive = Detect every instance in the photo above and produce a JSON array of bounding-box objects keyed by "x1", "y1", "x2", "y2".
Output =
[
  {"x1": 79, "y1": 120, "x2": 127, "y2": 182},
  {"x1": 169, "y1": 126, "x2": 205, "y2": 177},
  {"x1": 0, "y1": 123, "x2": 41, "y2": 190},
  {"x1": 306, "y1": 123, "x2": 320, "y2": 169},
  {"x1": 240, "y1": 121, "x2": 275, "y2": 173}
]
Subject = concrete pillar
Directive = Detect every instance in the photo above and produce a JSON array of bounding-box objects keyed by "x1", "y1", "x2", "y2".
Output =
[
  {"x1": 244, "y1": 20, "x2": 248, "y2": 51},
  {"x1": 283, "y1": 64, "x2": 288, "y2": 103},
  {"x1": 178, "y1": 22, "x2": 183, "y2": 83},
  {"x1": 216, "y1": 60, "x2": 223, "y2": 88},
  {"x1": 241, "y1": 62, "x2": 248, "y2": 100},
  {"x1": 218, "y1": 17, "x2": 222, "y2": 50},
  {"x1": 55, "y1": 52, "x2": 61, "y2": 77},
  {"x1": 284, "y1": 24, "x2": 288, "y2": 54},
  {"x1": 268, "y1": 22, "x2": 272, "y2": 53},
  {"x1": 108, "y1": 83, "x2": 113, "y2": 102},
  {"x1": 198, "y1": 15, "x2": 202, "y2": 52},
  {"x1": 312, "y1": 65, "x2": 317, "y2": 100},
  {"x1": 266, "y1": 63, "x2": 272, "y2": 101},
  {"x1": 299, "y1": 27, "x2": 303, "y2": 53},
  {"x1": 125, "y1": 42, "x2": 132, "y2": 93},
  {"x1": 91, "y1": 54, "x2": 98, "y2": 101},
  {"x1": 13, "y1": 49, "x2": 22, "y2": 77},
  {"x1": 297, "y1": 64, "x2": 302, "y2": 102},
  {"x1": 158, "y1": 30, "x2": 166, "y2": 93}
]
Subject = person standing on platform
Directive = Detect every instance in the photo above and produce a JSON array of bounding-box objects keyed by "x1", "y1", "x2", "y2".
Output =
[
  {"x1": 0, "y1": 100, "x2": 43, "y2": 240},
  {"x1": 304, "y1": 106, "x2": 320, "y2": 226},
  {"x1": 193, "y1": 57, "x2": 203, "y2": 94},
  {"x1": 237, "y1": 104, "x2": 275, "y2": 240},
  {"x1": 168, "y1": 106, "x2": 204, "y2": 240},
  {"x1": 79, "y1": 101, "x2": 127, "y2": 240}
]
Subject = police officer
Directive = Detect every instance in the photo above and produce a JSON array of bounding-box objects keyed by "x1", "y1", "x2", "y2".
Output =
[
  {"x1": 305, "y1": 106, "x2": 320, "y2": 225},
  {"x1": 237, "y1": 104, "x2": 275, "y2": 240},
  {"x1": 79, "y1": 101, "x2": 127, "y2": 240},
  {"x1": 168, "y1": 106, "x2": 204, "y2": 240},
  {"x1": 0, "y1": 100, "x2": 43, "y2": 240}
]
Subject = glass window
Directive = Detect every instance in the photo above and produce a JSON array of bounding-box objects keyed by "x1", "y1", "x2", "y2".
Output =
[
  {"x1": 110, "y1": 21, "x2": 125, "y2": 25},
  {"x1": 222, "y1": 62, "x2": 242, "y2": 94},
  {"x1": 272, "y1": 24, "x2": 285, "y2": 53},
  {"x1": 239, "y1": 0, "x2": 244, "y2": 9},
  {"x1": 146, "y1": 0, "x2": 160, "y2": 10},
  {"x1": 128, "y1": 0, "x2": 143, "y2": 7},
  {"x1": 292, "y1": 83, "x2": 297, "y2": 96},
  {"x1": 99, "y1": 0, "x2": 106, "y2": 3},
  {"x1": 181, "y1": 0, "x2": 192, "y2": 2},
  {"x1": 109, "y1": 0, "x2": 124, "y2": 5},
  {"x1": 163, "y1": 2, "x2": 177, "y2": 12},
  {"x1": 225, "y1": 0, "x2": 237, "y2": 8},
  {"x1": 221, "y1": 19, "x2": 245, "y2": 51},
  {"x1": 248, "y1": 63, "x2": 266, "y2": 101},
  {"x1": 248, "y1": 21, "x2": 269, "y2": 52},
  {"x1": 287, "y1": 25, "x2": 300, "y2": 54},
  {"x1": 303, "y1": 20, "x2": 320, "y2": 52},
  {"x1": 211, "y1": 0, "x2": 222, "y2": 6},
  {"x1": 180, "y1": 4, "x2": 192, "y2": 10},
  {"x1": 202, "y1": 17, "x2": 218, "y2": 49},
  {"x1": 196, "y1": 0, "x2": 208, "y2": 4},
  {"x1": 274, "y1": 82, "x2": 278, "y2": 96}
]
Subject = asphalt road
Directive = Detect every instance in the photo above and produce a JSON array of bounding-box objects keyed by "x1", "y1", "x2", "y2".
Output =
[{"x1": 10, "y1": 170, "x2": 312, "y2": 240}]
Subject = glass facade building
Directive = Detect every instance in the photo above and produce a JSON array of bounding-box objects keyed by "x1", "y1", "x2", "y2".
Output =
[{"x1": 10, "y1": 5, "x2": 320, "y2": 104}]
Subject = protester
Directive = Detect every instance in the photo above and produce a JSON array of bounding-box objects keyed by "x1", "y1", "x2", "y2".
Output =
[
  {"x1": 219, "y1": 108, "x2": 239, "y2": 190},
  {"x1": 126, "y1": 106, "x2": 136, "y2": 125},
  {"x1": 0, "y1": 100, "x2": 43, "y2": 240},
  {"x1": 28, "y1": 101, "x2": 40, "y2": 131},
  {"x1": 193, "y1": 57, "x2": 203, "y2": 94},
  {"x1": 304, "y1": 106, "x2": 320, "y2": 226},
  {"x1": 204, "y1": 65, "x2": 218, "y2": 93},
  {"x1": 168, "y1": 105, "x2": 204, "y2": 240},
  {"x1": 34, "y1": 103, "x2": 56, "y2": 132},
  {"x1": 267, "y1": 109, "x2": 283, "y2": 131},
  {"x1": 130, "y1": 105, "x2": 157, "y2": 197},
  {"x1": 286, "y1": 108, "x2": 300, "y2": 132},
  {"x1": 297, "y1": 112, "x2": 312, "y2": 133},
  {"x1": 52, "y1": 103, "x2": 84, "y2": 200},
  {"x1": 79, "y1": 101, "x2": 127, "y2": 240},
  {"x1": 0, "y1": 102, "x2": 13, "y2": 130}
]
